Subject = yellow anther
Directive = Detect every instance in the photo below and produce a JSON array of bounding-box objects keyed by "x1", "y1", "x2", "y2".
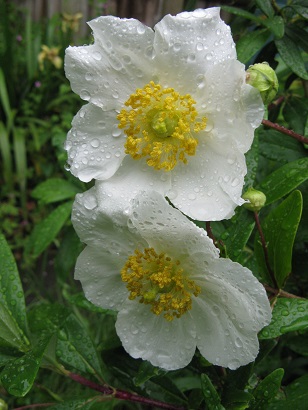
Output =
[
  {"x1": 117, "y1": 81, "x2": 207, "y2": 171},
  {"x1": 121, "y1": 247, "x2": 201, "y2": 321}
]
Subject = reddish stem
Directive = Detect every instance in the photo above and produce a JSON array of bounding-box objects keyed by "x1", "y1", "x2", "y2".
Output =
[
  {"x1": 254, "y1": 211, "x2": 279, "y2": 289},
  {"x1": 67, "y1": 372, "x2": 186, "y2": 410},
  {"x1": 262, "y1": 119, "x2": 308, "y2": 144},
  {"x1": 264, "y1": 284, "x2": 303, "y2": 299}
]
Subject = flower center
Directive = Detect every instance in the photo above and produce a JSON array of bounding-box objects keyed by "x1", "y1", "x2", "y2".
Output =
[
  {"x1": 121, "y1": 247, "x2": 201, "y2": 321},
  {"x1": 117, "y1": 81, "x2": 207, "y2": 171}
]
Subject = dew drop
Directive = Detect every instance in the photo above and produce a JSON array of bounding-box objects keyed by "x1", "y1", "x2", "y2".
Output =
[
  {"x1": 93, "y1": 51, "x2": 102, "y2": 61},
  {"x1": 90, "y1": 139, "x2": 100, "y2": 148},
  {"x1": 85, "y1": 72, "x2": 93, "y2": 81},
  {"x1": 80, "y1": 89, "x2": 91, "y2": 101},
  {"x1": 112, "y1": 126, "x2": 122, "y2": 137},
  {"x1": 137, "y1": 24, "x2": 146, "y2": 34}
]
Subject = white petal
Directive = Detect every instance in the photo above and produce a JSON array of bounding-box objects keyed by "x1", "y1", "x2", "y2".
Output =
[
  {"x1": 72, "y1": 185, "x2": 144, "y2": 246},
  {"x1": 65, "y1": 16, "x2": 155, "y2": 111},
  {"x1": 130, "y1": 191, "x2": 219, "y2": 258},
  {"x1": 66, "y1": 103, "x2": 125, "y2": 182},
  {"x1": 190, "y1": 256, "x2": 271, "y2": 369},
  {"x1": 152, "y1": 8, "x2": 236, "y2": 94},
  {"x1": 116, "y1": 301, "x2": 197, "y2": 370},
  {"x1": 170, "y1": 141, "x2": 246, "y2": 221},
  {"x1": 94, "y1": 156, "x2": 171, "y2": 213},
  {"x1": 75, "y1": 246, "x2": 128, "y2": 311},
  {"x1": 195, "y1": 59, "x2": 264, "y2": 153}
]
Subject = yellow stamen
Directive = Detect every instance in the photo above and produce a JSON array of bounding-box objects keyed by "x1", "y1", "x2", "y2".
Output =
[
  {"x1": 121, "y1": 247, "x2": 201, "y2": 321},
  {"x1": 117, "y1": 81, "x2": 207, "y2": 171}
]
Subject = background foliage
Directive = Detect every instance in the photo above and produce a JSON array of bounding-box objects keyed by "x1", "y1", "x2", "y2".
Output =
[{"x1": 0, "y1": 0, "x2": 307, "y2": 409}]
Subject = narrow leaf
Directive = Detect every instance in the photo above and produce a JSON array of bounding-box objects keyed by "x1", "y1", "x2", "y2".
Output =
[
  {"x1": 236, "y1": 29, "x2": 270, "y2": 64},
  {"x1": 0, "y1": 234, "x2": 28, "y2": 336},
  {"x1": 275, "y1": 36, "x2": 308, "y2": 80},
  {"x1": 255, "y1": 191, "x2": 302, "y2": 287},
  {"x1": 32, "y1": 178, "x2": 82, "y2": 204},
  {"x1": 0, "y1": 337, "x2": 49, "y2": 397},
  {"x1": 256, "y1": 0, "x2": 275, "y2": 17},
  {"x1": 25, "y1": 201, "x2": 72, "y2": 258},
  {"x1": 251, "y1": 368, "x2": 284, "y2": 409},
  {"x1": 201, "y1": 373, "x2": 225, "y2": 410},
  {"x1": 258, "y1": 158, "x2": 308, "y2": 205},
  {"x1": 259, "y1": 298, "x2": 308, "y2": 339}
]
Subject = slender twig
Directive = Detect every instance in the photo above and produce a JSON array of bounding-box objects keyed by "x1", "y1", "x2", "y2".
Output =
[
  {"x1": 67, "y1": 372, "x2": 186, "y2": 410},
  {"x1": 264, "y1": 284, "x2": 304, "y2": 299},
  {"x1": 254, "y1": 211, "x2": 279, "y2": 289},
  {"x1": 262, "y1": 119, "x2": 308, "y2": 144},
  {"x1": 206, "y1": 221, "x2": 216, "y2": 243},
  {"x1": 13, "y1": 404, "x2": 56, "y2": 410}
]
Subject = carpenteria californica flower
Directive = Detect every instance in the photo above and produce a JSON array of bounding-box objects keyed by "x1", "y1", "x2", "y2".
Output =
[
  {"x1": 65, "y1": 8, "x2": 264, "y2": 221},
  {"x1": 72, "y1": 188, "x2": 271, "y2": 370}
]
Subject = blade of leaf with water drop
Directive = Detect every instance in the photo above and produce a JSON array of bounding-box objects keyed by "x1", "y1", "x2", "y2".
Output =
[
  {"x1": 0, "y1": 336, "x2": 50, "y2": 397},
  {"x1": 259, "y1": 298, "x2": 308, "y2": 339},
  {"x1": 0, "y1": 234, "x2": 29, "y2": 347},
  {"x1": 201, "y1": 373, "x2": 225, "y2": 410},
  {"x1": 24, "y1": 200, "x2": 72, "y2": 258},
  {"x1": 250, "y1": 368, "x2": 284, "y2": 410},
  {"x1": 56, "y1": 313, "x2": 107, "y2": 379},
  {"x1": 275, "y1": 36, "x2": 308, "y2": 80},
  {"x1": 258, "y1": 158, "x2": 308, "y2": 206},
  {"x1": 254, "y1": 190, "x2": 303, "y2": 288}
]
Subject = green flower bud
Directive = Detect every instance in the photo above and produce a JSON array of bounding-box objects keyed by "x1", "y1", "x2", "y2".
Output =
[
  {"x1": 0, "y1": 399, "x2": 8, "y2": 410},
  {"x1": 242, "y1": 188, "x2": 266, "y2": 212},
  {"x1": 246, "y1": 63, "x2": 278, "y2": 105}
]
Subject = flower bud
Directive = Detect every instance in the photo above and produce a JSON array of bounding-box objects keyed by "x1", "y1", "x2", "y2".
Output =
[
  {"x1": 0, "y1": 400, "x2": 8, "y2": 410},
  {"x1": 242, "y1": 188, "x2": 266, "y2": 212},
  {"x1": 246, "y1": 63, "x2": 278, "y2": 105}
]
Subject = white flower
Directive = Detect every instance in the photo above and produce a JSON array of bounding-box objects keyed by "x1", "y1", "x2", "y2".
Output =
[
  {"x1": 65, "y1": 7, "x2": 264, "y2": 221},
  {"x1": 72, "y1": 188, "x2": 271, "y2": 371}
]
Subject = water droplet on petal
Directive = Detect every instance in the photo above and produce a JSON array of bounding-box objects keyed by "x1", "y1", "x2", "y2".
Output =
[{"x1": 90, "y1": 139, "x2": 100, "y2": 148}]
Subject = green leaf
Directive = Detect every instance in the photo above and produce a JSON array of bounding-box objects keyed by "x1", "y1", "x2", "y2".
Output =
[
  {"x1": 32, "y1": 178, "x2": 81, "y2": 204},
  {"x1": 56, "y1": 313, "x2": 105, "y2": 378},
  {"x1": 258, "y1": 158, "x2": 308, "y2": 206},
  {"x1": 13, "y1": 128, "x2": 27, "y2": 193},
  {"x1": 62, "y1": 290, "x2": 116, "y2": 316},
  {"x1": 286, "y1": 332, "x2": 308, "y2": 356},
  {"x1": 259, "y1": 128, "x2": 306, "y2": 165},
  {"x1": 283, "y1": 97, "x2": 308, "y2": 135},
  {"x1": 286, "y1": 25, "x2": 308, "y2": 53},
  {"x1": 201, "y1": 373, "x2": 225, "y2": 410},
  {"x1": 250, "y1": 368, "x2": 284, "y2": 410},
  {"x1": 49, "y1": 399, "x2": 115, "y2": 410},
  {"x1": 256, "y1": 0, "x2": 275, "y2": 17},
  {"x1": 54, "y1": 227, "x2": 84, "y2": 281},
  {"x1": 263, "y1": 16, "x2": 284, "y2": 39},
  {"x1": 259, "y1": 298, "x2": 308, "y2": 339},
  {"x1": 245, "y1": 132, "x2": 259, "y2": 189},
  {"x1": 255, "y1": 191, "x2": 302, "y2": 287},
  {"x1": 0, "y1": 121, "x2": 13, "y2": 189},
  {"x1": 236, "y1": 29, "x2": 271, "y2": 64},
  {"x1": 134, "y1": 361, "x2": 166, "y2": 386},
  {"x1": 221, "y1": 208, "x2": 255, "y2": 261},
  {"x1": 221, "y1": 6, "x2": 260, "y2": 22},
  {"x1": 275, "y1": 36, "x2": 308, "y2": 80},
  {"x1": 25, "y1": 201, "x2": 72, "y2": 258},
  {"x1": 0, "y1": 337, "x2": 49, "y2": 397},
  {"x1": 290, "y1": 3, "x2": 308, "y2": 19},
  {"x1": 0, "y1": 234, "x2": 28, "y2": 338},
  {"x1": 0, "y1": 303, "x2": 28, "y2": 352},
  {"x1": 268, "y1": 374, "x2": 308, "y2": 410}
]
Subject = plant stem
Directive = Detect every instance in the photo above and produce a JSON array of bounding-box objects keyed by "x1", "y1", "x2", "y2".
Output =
[
  {"x1": 67, "y1": 372, "x2": 186, "y2": 410},
  {"x1": 262, "y1": 119, "x2": 308, "y2": 144},
  {"x1": 264, "y1": 284, "x2": 304, "y2": 299},
  {"x1": 253, "y1": 211, "x2": 279, "y2": 289}
]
